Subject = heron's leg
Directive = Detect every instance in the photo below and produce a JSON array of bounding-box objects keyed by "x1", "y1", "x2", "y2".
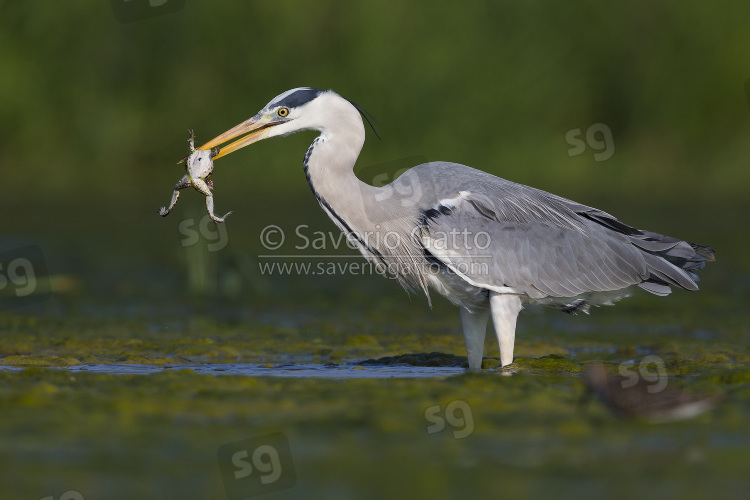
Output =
[
  {"x1": 158, "y1": 175, "x2": 192, "y2": 216},
  {"x1": 490, "y1": 293, "x2": 523, "y2": 367},
  {"x1": 460, "y1": 306, "x2": 490, "y2": 371}
]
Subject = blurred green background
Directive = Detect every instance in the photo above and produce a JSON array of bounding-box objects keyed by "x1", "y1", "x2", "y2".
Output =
[
  {"x1": 1, "y1": 2, "x2": 750, "y2": 499},
  {"x1": 2, "y1": 0, "x2": 749, "y2": 301},
  {"x1": 4, "y1": 1, "x2": 750, "y2": 202}
]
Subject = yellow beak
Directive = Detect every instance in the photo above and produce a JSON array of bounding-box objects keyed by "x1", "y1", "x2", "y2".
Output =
[{"x1": 178, "y1": 115, "x2": 280, "y2": 163}]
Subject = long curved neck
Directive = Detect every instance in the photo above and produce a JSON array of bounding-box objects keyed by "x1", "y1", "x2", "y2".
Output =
[
  {"x1": 304, "y1": 128, "x2": 364, "y2": 206},
  {"x1": 302, "y1": 97, "x2": 377, "y2": 237},
  {"x1": 300, "y1": 94, "x2": 429, "y2": 294}
]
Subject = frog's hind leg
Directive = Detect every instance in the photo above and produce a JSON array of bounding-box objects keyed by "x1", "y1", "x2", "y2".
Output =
[
  {"x1": 191, "y1": 178, "x2": 232, "y2": 223},
  {"x1": 205, "y1": 195, "x2": 233, "y2": 223},
  {"x1": 158, "y1": 175, "x2": 192, "y2": 216}
]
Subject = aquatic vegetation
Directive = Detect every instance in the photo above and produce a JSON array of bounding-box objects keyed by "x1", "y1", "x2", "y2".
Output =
[{"x1": 0, "y1": 245, "x2": 747, "y2": 499}]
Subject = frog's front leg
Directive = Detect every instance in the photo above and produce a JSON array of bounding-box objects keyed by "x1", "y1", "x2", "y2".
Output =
[
  {"x1": 158, "y1": 175, "x2": 192, "y2": 216},
  {"x1": 192, "y1": 178, "x2": 232, "y2": 223},
  {"x1": 187, "y1": 129, "x2": 196, "y2": 152}
]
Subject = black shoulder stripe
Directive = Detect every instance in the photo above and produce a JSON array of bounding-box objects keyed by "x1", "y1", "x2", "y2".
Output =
[{"x1": 419, "y1": 204, "x2": 452, "y2": 226}]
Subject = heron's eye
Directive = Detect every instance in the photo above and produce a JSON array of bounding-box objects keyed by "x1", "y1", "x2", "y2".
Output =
[{"x1": 278, "y1": 107, "x2": 289, "y2": 117}]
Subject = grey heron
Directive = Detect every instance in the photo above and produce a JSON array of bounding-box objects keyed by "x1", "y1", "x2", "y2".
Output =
[{"x1": 193, "y1": 87, "x2": 715, "y2": 369}]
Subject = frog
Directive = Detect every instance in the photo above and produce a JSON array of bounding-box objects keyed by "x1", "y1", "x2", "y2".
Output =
[{"x1": 158, "y1": 130, "x2": 232, "y2": 223}]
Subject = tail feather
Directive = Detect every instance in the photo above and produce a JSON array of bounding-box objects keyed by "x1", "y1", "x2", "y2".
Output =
[
  {"x1": 632, "y1": 231, "x2": 715, "y2": 296},
  {"x1": 640, "y1": 251, "x2": 699, "y2": 291},
  {"x1": 581, "y1": 210, "x2": 715, "y2": 296},
  {"x1": 690, "y1": 243, "x2": 716, "y2": 263},
  {"x1": 638, "y1": 281, "x2": 672, "y2": 296}
]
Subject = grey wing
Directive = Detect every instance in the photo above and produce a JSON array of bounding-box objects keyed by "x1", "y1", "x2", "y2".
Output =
[
  {"x1": 406, "y1": 162, "x2": 703, "y2": 298},
  {"x1": 421, "y1": 205, "x2": 649, "y2": 299}
]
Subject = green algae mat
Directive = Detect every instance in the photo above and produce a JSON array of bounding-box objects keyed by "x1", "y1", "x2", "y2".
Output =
[{"x1": 1, "y1": 281, "x2": 749, "y2": 500}]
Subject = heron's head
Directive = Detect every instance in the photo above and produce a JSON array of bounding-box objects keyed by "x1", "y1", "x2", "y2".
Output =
[{"x1": 193, "y1": 87, "x2": 365, "y2": 161}]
